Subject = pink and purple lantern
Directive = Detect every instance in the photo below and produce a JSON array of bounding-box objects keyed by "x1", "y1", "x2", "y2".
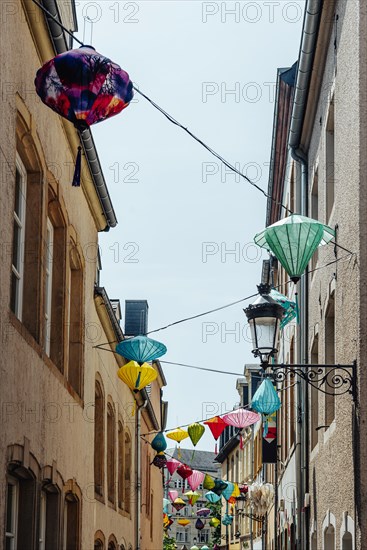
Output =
[{"x1": 35, "y1": 46, "x2": 133, "y2": 186}]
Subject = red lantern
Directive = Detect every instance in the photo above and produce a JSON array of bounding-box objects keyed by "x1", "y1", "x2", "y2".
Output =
[{"x1": 177, "y1": 464, "x2": 193, "y2": 480}]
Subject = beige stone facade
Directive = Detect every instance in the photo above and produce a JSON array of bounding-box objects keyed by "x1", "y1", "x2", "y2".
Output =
[
  {"x1": 0, "y1": 2, "x2": 165, "y2": 549},
  {"x1": 261, "y1": 0, "x2": 367, "y2": 548}
]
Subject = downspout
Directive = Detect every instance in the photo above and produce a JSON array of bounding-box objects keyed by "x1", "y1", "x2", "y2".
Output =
[
  {"x1": 41, "y1": 0, "x2": 118, "y2": 230},
  {"x1": 136, "y1": 399, "x2": 148, "y2": 550},
  {"x1": 288, "y1": 2, "x2": 323, "y2": 548}
]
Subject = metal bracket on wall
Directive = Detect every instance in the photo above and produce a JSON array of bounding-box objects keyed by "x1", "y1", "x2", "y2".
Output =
[{"x1": 268, "y1": 361, "x2": 357, "y2": 401}]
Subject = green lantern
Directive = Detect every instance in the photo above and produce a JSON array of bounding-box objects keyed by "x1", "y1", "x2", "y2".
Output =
[
  {"x1": 254, "y1": 214, "x2": 335, "y2": 283},
  {"x1": 187, "y1": 423, "x2": 205, "y2": 458}
]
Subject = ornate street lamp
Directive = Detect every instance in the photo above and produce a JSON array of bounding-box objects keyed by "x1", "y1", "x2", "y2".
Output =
[
  {"x1": 244, "y1": 284, "x2": 356, "y2": 399},
  {"x1": 244, "y1": 283, "x2": 284, "y2": 365}
]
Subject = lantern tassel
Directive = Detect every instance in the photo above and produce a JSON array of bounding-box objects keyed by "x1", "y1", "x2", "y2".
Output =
[
  {"x1": 215, "y1": 442, "x2": 218, "y2": 454},
  {"x1": 240, "y1": 433, "x2": 243, "y2": 450},
  {"x1": 263, "y1": 415, "x2": 269, "y2": 437},
  {"x1": 72, "y1": 146, "x2": 82, "y2": 187}
]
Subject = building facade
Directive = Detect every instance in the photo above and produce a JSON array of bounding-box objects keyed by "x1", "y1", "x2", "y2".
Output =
[
  {"x1": 261, "y1": 0, "x2": 367, "y2": 548},
  {"x1": 0, "y1": 2, "x2": 166, "y2": 549}
]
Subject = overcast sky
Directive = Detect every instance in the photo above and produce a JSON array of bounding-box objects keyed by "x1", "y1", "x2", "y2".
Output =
[{"x1": 75, "y1": 0, "x2": 305, "y2": 451}]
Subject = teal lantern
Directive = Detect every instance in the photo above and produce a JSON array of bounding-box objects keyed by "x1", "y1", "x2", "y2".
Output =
[
  {"x1": 252, "y1": 378, "x2": 281, "y2": 436},
  {"x1": 252, "y1": 379, "x2": 281, "y2": 416},
  {"x1": 205, "y1": 491, "x2": 221, "y2": 504},
  {"x1": 116, "y1": 335, "x2": 167, "y2": 363},
  {"x1": 222, "y1": 514, "x2": 233, "y2": 526},
  {"x1": 270, "y1": 289, "x2": 298, "y2": 328},
  {"x1": 222, "y1": 481, "x2": 235, "y2": 501},
  {"x1": 212, "y1": 479, "x2": 228, "y2": 496},
  {"x1": 254, "y1": 214, "x2": 335, "y2": 283},
  {"x1": 151, "y1": 432, "x2": 167, "y2": 452}
]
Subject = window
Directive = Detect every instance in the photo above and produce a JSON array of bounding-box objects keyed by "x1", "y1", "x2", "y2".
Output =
[
  {"x1": 39, "y1": 486, "x2": 60, "y2": 550},
  {"x1": 94, "y1": 531, "x2": 105, "y2": 550},
  {"x1": 326, "y1": 98, "x2": 335, "y2": 222},
  {"x1": 48, "y1": 190, "x2": 66, "y2": 371},
  {"x1": 95, "y1": 380, "x2": 104, "y2": 498},
  {"x1": 5, "y1": 477, "x2": 18, "y2": 550},
  {"x1": 324, "y1": 525, "x2": 335, "y2": 550},
  {"x1": 124, "y1": 431, "x2": 132, "y2": 513},
  {"x1": 118, "y1": 421, "x2": 124, "y2": 509},
  {"x1": 68, "y1": 243, "x2": 84, "y2": 395},
  {"x1": 342, "y1": 533, "x2": 353, "y2": 550},
  {"x1": 44, "y1": 219, "x2": 54, "y2": 355},
  {"x1": 325, "y1": 294, "x2": 335, "y2": 425},
  {"x1": 107, "y1": 402, "x2": 116, "y2": 504},
  {"x1": 310, "y1": 336, "x2": 319, "y2": 450},
  {"x1": 108, "y1": 535, "x2": 118, "y2": 550},
  {"x1": 64, "y1": 492, "x2": 80, "y2": 550},
  {"x1": 176, "y1": 530, "x2": 188, "y2": 543},
  {"x1": 11, "y1": 156, "x2": 26, "y2": 320},
  {"x1": 199, "y1": 529, "x2": 210, "y2": 543},
  {"x1": 6, "y1": 470, "x2": 37, "y2": 549}
]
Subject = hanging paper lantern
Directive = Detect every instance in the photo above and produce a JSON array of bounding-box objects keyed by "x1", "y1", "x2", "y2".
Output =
[
  {"x1": 172, "y1": 497, "x2": 186, "y2": 512},
  {"x1": 248, "y1": 482, "x2": 274, "y2": 516},
  {"x1": 168, "y1": 490, "x2": 179, "y2": 502},
  {"x1": 151, "y1": 432, "x2": 167, "y2": 452},
  {"x1": 254, "y1": 214, "x2": 335, "y2": 283},
  {"x1": 177, "y1": 464, "x2": 193, "y2": 481},
  {"x1": 204, "y1": 416, "x2": 228, "y2": 453},
  {"x1": 35, "y1": 46, "x2": 133, "y2": 186},
  {"x1": 212, "y1": 479, "x2": 228, "y2": 496},
  {"x1": 151, "y1": 452, "x2": 167, "y2": 469},
  {"x1": 203, "y1": 474, "x2": 215, "y2": 490},
  {"x1": 239, "y1": 484, "x2": 249, "y2": 494},
  {"x1": 195, "y1": 518, "x2": 205, "y2": 530},
  {"x1": 163, "y1": 498, "x2": 170, "y2": 513},
  {"x1": 252, "y1": 379, "x2": 281, "y2": 415},
  {"x1": 117, "y1": 360, "x2": 157, "y2": 392},
  {"x1": 166, "y1": 428, "x2": 189, "y2": 444},
  {"x1": 166, "y1": 458, "x2": 181, "y2": 476},
  {"x1": 205, "y1": 491, "x2": 221, "y2": 504},
  {"x1": 209, "y1": 517, "x2": 220, "y2": 528},
  {"x1": 222, "y1": 481, "x2": 235, "y2": 501},
  {"x1": 187, "y1": 470, "x2": 205, "y2": 491},
  {"x1": 190, "y1": 546, "x2": 199, "y2": 550},
  {"x1": 228, "y1": 496, "x2": 237, "y2": 505},
  {"x1": 197, "y1": 508, "x2": 211, "y2": 517},
  {"x1": 222, "y1": 514, "x2": 233, "y2": 526},
  {"x1": 270, "y1": 289, "x2": 298, "y2": 328},
  {"x1": 222, "y1": 409, "x2": 260, "y2": 429},
  {"x1": 232, "y1": 483, "x2": 240, "y2": 498},
  {"x1": 116, "y1": 335, "x2": 167, "y2": 363},
  {"x1": 184, "y1": 490, "x2": 200, "y2": 506},
  {"x1": 201, "y1": 546, "x2": 210, "y2": 550},
  {"x1": 188, "y1": 423, "x2": 205, "y2": 447},
  {"x1": 222, "y1": 409, "x2": 260, "y2": 449},
  {"x1": 177, "y1": 519, "x2": 191, "y2": 527}
]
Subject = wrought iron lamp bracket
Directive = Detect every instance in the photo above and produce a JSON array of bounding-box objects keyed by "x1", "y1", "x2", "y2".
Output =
[{"x1": 266, "y1": 361, "x2": 357, "y2": 401}]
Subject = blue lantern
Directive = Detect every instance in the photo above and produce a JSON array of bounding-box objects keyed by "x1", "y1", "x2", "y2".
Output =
[
  {"x1": 205, "y1": 491, "x2": 221, "y2": 504},
  {"x1": 222, "y1": 514, "x2": 233, "y2": 526},
  {"x1": 252, "y1": 378, "x2": 281, "y2": 436},
  {"x1": 151, "y1": 432, "x2": 167, "y2": 452},
  {"x1": 222, "y1": 481, "x2": 234, "y2": 501},
  {"x1": 116, "y1": 335, "x2": 167, "y2": 364}
]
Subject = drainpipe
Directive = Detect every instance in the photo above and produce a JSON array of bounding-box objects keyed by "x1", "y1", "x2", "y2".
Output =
[
  {"x1": 136, "y1": 399, "x2": 148, "y2": 550},
  {"x1": 288, "y1": 1, "x2": 323, "y2": 547}
]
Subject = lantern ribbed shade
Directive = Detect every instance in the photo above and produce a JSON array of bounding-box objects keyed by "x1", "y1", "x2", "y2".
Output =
[
  {"x1": 254, "y1": 214, "x2": 335, "y2": 282},
  {"x1": 205, "y1": 491, "x2": 221, "y2": 503},
  {"x1": 251, "y1": 378, "x2": 281, "y2": 415},
  {"x1": 188, "y1": 423, "x2": 205, "y2": 446},
  {"x1": 117, "y1": 360, "x2": 157, "y2": 392},
  {"x1": 116, "y1": 335, "x2": 167, "y2": 363}
]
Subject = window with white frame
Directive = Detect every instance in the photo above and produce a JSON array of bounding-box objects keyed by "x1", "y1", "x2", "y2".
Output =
[
  {"x1": 44, "y1": 218, "x2": 54, "y2": 355},
  {"x1": 176, "y1": 530, "x2": 188, "y2": 542},
  {"x1": 199, "y1": 529, "x2": 210, "y2": 543},
  {"x1": 11, "y1": 156, "x2": 27, "y2": 319},
  {"x1": 5, "y1": 477, "x2": 18, "y2": 550}
]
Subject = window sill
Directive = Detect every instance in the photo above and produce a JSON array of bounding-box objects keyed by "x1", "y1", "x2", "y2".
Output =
[{"x1": 8, "y1": 310, "x2": 84, "y2": 408}]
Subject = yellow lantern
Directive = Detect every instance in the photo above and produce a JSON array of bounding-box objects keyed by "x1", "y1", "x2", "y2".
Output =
[
  {"x1": 166, "y1": 428, "x2": 189, "y2": 444},
  {"x1": 177, "y1": 519, "x2": 191, "y2": 527},
  {"x1": 117, "y1": 360, "x2": 157, "y2": 392}
]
